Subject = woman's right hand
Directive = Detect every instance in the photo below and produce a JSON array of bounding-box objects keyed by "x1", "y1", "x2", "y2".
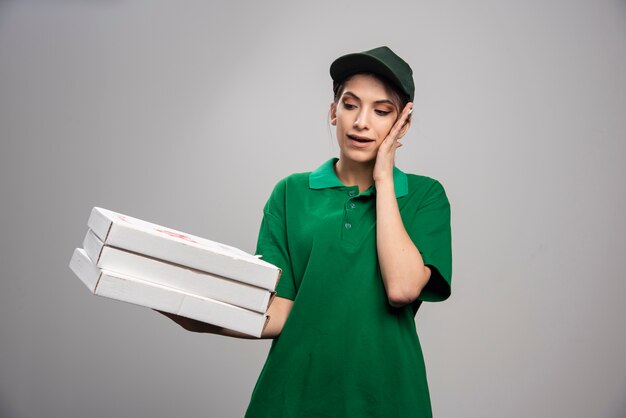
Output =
[
  {"x1": 154, "y1": 310, "x2": 223, "y2": 333},
  {"x1": 154, "y1": 296, "x2": 293, "y2": 339}
]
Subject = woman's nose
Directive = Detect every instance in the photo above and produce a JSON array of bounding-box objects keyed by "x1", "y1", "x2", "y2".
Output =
[{"x1": 353, "y1": 110, "x2": 369, "y2": 130}]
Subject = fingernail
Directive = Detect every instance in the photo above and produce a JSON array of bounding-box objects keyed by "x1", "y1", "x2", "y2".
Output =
[{"x1": 408, "y1": 108, "x2": 413, "y2": 115}]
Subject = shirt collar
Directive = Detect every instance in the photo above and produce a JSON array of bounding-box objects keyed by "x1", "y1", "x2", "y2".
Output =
[{"x1": 309, "y1": 158, "x2": 408, "y2": 198}]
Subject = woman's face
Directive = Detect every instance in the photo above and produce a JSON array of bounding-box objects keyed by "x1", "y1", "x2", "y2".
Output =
[{"x1": 330, "y1": 73, "x2": 408, "y2": 164}]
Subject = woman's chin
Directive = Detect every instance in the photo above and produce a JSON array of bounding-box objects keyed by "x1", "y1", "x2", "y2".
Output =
[{"x1": 339, "y1": 149, "x2": 377, "y2": 164}]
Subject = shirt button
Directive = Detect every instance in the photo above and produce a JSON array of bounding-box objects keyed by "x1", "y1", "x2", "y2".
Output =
[
  {"x1": 344, "y1": 222, "x2": 352, "y2": 230},
  {"x1": 348, "y1": 190, "x2": 357, "y2": 197},
  {"x1": 349, "y1": 202, "x2": 356, "y2": 209}
]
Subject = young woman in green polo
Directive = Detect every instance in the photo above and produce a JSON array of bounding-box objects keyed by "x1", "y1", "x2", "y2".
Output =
[{"x1": 161, "y1": 46, "x2": 452, "y2": 417}]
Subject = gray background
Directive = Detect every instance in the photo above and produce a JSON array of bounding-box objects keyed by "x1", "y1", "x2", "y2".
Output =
[{"x1": 1, "y1": 1, "x2": 625, "y2": 417}]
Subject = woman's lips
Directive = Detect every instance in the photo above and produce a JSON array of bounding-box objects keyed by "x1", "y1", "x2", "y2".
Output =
[{"x1": 347, "y1": 134, "x2": 375, "y2": 148}]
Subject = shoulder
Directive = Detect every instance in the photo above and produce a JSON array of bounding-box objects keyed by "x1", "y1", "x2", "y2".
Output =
[
  {"x1": 276, "y1": 171, "x2": 311, "y2": 187},
  {"x1": 263, "y1": 172, "x2": 311, "y2": 214},
  {"x1": 405, "y1": 173, "x2": 441, "y2": 188},
  {"x1": 269, "y1": 172, "x2": 311, "y2": 195},
  {"x1": 403, "y1": 173, "x2": 448, "y2": 202}
]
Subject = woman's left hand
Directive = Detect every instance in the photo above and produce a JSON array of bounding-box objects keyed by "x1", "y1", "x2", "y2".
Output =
[{"x1": 373, "y1": 102, "x2": 413, "y2": 183}]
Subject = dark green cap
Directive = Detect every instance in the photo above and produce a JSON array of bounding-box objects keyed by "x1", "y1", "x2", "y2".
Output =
[{"x1": 330, "y1": 46, "x2": 415, "y2": 101}]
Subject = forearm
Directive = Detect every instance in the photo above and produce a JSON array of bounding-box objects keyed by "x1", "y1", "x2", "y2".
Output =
[
  {"x1": 376, "y1": 179, "x2": 431, "y2": 307},
  {"x1": 154, "y1": 296, "x2": 292, "y2": 339}
]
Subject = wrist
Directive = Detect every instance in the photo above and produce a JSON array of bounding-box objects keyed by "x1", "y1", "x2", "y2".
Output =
[
  {"x1": 373, "y1": 166, "x2": 394, "y2": 182},
  {"x1": 374, "y1": 177, "x2": 395, "y2": 192}
]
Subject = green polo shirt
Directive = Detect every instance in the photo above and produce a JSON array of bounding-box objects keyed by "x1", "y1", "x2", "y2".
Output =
[{"x1": 245, "y1": 158, "x2": 452, "y2": 418}]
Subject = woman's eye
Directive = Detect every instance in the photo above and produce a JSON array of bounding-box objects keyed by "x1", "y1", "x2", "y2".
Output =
[
  {"x1": 343, "y1": 102, "x2": 357, "y2": 110},
  {"x1": 375, "y1": 109, "x2": 391, "y2": 116}
]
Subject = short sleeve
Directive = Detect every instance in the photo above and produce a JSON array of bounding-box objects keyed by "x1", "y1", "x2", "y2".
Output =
[
  {"x1": 406, "y1": 179, "x2": 452, "y2": 303},
  {"x1": 255, "y1": 180, "x2": 296, "y2": 301}
]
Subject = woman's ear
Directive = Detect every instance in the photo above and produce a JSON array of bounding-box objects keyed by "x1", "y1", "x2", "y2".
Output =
[{"x1": 329, "y1": 101, "x2": 337, "y2": 126}]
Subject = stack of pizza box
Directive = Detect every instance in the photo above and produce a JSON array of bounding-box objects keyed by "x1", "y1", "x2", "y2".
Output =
[{"x1": 69, "y1": 207, "x2": 280, "y2": 337}]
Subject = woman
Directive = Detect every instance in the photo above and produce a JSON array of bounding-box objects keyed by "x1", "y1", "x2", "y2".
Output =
[{"x1": 161, "y1": 46, "x2": 452, "y2": 417}]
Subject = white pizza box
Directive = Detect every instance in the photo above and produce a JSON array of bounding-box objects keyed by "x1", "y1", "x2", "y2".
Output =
[
  {"x1": 87, "y1": 207, "x2": 280, "y2": 291},
  {"x1": 83, "y1": 229, "x2": 274, "y2": 313},
  {"x1": 70, "y1": 248, "x2": 269, "y2": 337}
]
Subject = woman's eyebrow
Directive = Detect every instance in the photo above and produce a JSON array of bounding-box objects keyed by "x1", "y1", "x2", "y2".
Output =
[
  {"x1": 342, "y1": 91, "x2": 394, "y2": 106},
  {"x1": 373, "y1": 99, "x2": 395, "y2": 106},
  {"x1": 342, "y1": 91, "x2": 361, "y2": 101}
]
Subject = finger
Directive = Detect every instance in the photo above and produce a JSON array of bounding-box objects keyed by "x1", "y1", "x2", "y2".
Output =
[
  {"x1": 399, "y1": 102, "x2": 413, "y2": 121},
  {"x1": 378, "y1": 137, "x2": 394, "y2": 154},
  {"x1": 403, "y1": 102, "x2": 413, "y2": 116},
  {"x1": 401, "y1": 102, "x2": 413, "y2": 125},
  {"x1": 388, "y1": 102, "x2": 413, "y2": 140}
]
